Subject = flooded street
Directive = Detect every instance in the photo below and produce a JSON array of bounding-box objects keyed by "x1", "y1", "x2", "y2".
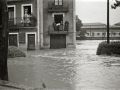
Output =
[{"x1": 8, "y1": 40, "x2": 120, "y2": 90}]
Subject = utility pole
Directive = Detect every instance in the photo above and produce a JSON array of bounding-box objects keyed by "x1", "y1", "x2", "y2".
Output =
[{"x1": 107, "y1": 0, "x2": 110, "y2": 43}]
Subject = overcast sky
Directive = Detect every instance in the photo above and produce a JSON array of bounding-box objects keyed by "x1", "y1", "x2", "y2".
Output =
[{"x1": 76, "y1": 0, "x2": 120, "y2": 25}]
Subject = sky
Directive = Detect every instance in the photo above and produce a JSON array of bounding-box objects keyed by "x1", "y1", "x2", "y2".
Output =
[{"x1": 76, "y1": 0, "x2": 120, "y2": 25}]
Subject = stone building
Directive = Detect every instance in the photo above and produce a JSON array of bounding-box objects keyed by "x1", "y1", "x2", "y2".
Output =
[
  {"x1": 7, "y1": 0, "x2": 38, "y2": 50},
  {"x1": 40, "y1": 0, "x2": 76, "y2": 49},
  {"x1": 7, "y1": 0, "x2": 76, "y2": 49}
]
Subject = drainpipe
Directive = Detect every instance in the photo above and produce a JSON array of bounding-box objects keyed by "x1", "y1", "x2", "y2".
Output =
[
  {"x1": 73, "y1": 0, "x2": 76, "y2": 48},
  {"x1": 37, "y1": 0, "x2": 40, "y2": 48}
]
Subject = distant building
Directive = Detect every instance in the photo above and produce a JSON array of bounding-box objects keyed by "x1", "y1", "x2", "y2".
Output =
[
  {"x1": 77, "y1": 22, "x2": 120, "y2": 40},
  {"x1": 7, "y1": 0, "x2": 76, "y2": 49}
]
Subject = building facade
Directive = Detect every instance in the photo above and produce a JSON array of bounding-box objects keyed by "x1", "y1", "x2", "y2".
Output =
[
  {"x1": 77, "y1": 22, "x2": 120, "y2": 40},
  {"x1": 7, "y1": 0, "x2": 76, "y2": 49},
  {"x1": 7, "y1": 0, "x2": 38, "y2": 50}
]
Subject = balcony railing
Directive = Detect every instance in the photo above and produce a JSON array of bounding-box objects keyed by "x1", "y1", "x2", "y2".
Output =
[
  {"x1": 8, "y1": 17, "x2": 37, "y2": 28},
  {"x1": 48, "y1": 1, "x2": 69, "y2": 13},
  {"x1": 48, "y1": 24, "x2": 69, "y2": 34}
]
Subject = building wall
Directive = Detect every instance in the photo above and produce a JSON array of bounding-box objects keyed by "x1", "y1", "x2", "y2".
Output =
[
  {"x1": 43, "y1": 0, "x2": 76, "y2": 48},
  {"x1": 7, "y1": 0, "x2": 37, "y2": 19},
  {"x1": 7, "y1": 0, "x2": 39, "y2": 49}
]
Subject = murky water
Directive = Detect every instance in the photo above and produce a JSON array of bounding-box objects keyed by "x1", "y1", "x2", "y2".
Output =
[{"x1": 8, "y1": 40, "x2": 120, "y2": 90}]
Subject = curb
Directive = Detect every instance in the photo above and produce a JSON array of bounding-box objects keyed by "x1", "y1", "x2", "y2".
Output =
[{"x1": 0, "y1": 80, "x2": 44, "y2": 90}]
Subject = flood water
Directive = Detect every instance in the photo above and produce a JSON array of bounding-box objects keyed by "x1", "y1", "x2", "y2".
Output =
[{"x1": 8, "y1": 40, "x2": 120, "y2": 90}]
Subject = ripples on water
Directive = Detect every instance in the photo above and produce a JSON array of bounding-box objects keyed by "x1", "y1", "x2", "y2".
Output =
[{"x1": 8, "y1": 40, "x2": 120, "y2": 90}]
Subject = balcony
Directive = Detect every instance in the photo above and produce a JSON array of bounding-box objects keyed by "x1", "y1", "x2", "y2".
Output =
[
  {"x1": 48, "y1": 1, "x2": 69, "y2": 13},
  {"x1": 48, "y1": 25, "x2": 69, "y2": 35},
  {"x1": 8, "y1": 17, "x2": 37, "y2": 29}
]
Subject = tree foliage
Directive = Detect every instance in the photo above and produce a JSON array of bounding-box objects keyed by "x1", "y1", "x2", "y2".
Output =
[
  {"x1": 76, "y1": 15, "x2": 86, "y2": 37},
  {"x1": 111, "y1": 0, "x2": 120, "y2": 9},
  {"x1": 76, "y1": 15, "x2": 83, "y2": 32}
]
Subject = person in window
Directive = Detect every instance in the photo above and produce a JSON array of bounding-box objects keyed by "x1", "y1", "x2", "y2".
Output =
[
  {"x1": 53, "y1": 21, "x2": 57, "y2": 31},
  {"x1": 24, "y1": 9, "x2": 31, "y2": 26},
  {"x1": 59, "y1": 21, "x2": 63, "y2": 31},
  {"x1": 64, "y1": 21, "x2": 69, "y2": 31}
]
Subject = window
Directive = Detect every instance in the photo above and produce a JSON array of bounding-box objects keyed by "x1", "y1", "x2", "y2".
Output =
[
  {"x1": 54, "y1": 14, "x2": 63, "y2": 31},
  {"x1": 55, "y1": 0, "x2": 63, "y2": 5},
  {"x1": 22, "y1": 4, "x2": 33, "y2": 25},
  {"x1": 92, "y1": 33, "x2": 94, "y2": 36},
  {"x1": 97, "y1": 33, "x2": 100, "y2": 36},
  {"x1": 87, "y1": 33, "x2": 89, "y2": 36},
  {"x1": 8, "y1": 5, "x2": 16, "y2": 25},
  {"x1": 102, "y1": 33, "x2": 105, "y2": 36},
  {"x1": 113, "y1": 33, "x2": 116, "y2": 35},
  {"x1": 22, "y1": 4, "x2": 33, "y2": 19},
  {"x1": 8, "y1": 7, "x2": 14, "y2": 20}
]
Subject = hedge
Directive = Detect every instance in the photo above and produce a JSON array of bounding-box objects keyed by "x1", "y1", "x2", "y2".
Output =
[
  {"x1": 8, "y1": 46, "x2": 26, "y2": 58},
  {"x1": 96, "y1": 41, "x2": 120, "y2": 55}
]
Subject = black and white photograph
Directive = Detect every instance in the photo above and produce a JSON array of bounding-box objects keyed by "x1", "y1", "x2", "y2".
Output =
[{"x1": 0, "y1": 0, "x2": 120, "y2": 90}]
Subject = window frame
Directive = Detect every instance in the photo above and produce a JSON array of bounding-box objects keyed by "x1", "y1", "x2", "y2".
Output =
[
  {"x1": 21, "y1": 4, "x2": 33, "y2": 19},
  {"x1": 54, "y1": 0, "x2": 63, "y2": 6},
  {"x1": 7, "y1": 5, "x2": 16, "y2": 24}
]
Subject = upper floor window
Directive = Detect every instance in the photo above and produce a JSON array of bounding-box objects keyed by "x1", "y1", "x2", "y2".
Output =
[
  {"x1": 8, "y1": 7, "x2": 14, "y2": 20},
  {"x1": 22, "y1": 4, "x2": 33, "y2": 19},
  {"x1": 8, "y1": 5, "x2": 16, "y2": 25},
  {"x1": 55, "y1": 0, "x2": 63, "y2": 5}
]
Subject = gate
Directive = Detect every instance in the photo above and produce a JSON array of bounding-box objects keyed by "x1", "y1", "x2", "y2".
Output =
[{"x1": 50, "y1": 34, "x2": 66, "y2": 49}]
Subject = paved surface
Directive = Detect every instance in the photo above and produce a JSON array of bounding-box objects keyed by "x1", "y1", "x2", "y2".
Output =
[{"x1": 7, "y1": 40, "x2": 120, "y2": 90}]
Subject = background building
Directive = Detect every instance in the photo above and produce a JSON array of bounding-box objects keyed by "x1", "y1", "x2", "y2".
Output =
[{"x1": 77, "y1": 22, "x2": 120, "y2": 40}]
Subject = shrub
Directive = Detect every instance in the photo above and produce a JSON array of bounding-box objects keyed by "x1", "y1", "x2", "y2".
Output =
[
  {"x1": 8, "y1": 46, "x2": 26, "y2": 58},
  {"x1": 96, "y1": 41, "x2": 120, "y2": 55}
]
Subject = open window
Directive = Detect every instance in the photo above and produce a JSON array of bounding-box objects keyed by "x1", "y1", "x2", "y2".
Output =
[
  {"x1": 23, "y1": 6, "x2": 31, "y2": 16},
  {"x1": 22, "y1": 4, "x2": 33, "y2": 26},
  {"x1": 54, "y1": 14, "x2": 63, "y2": 24},
  {"x1": 54, "y1": 14, "x2": 63, "y2": 31}
]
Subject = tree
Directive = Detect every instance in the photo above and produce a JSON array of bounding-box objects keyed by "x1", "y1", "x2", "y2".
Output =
[
  {"x1": 76, "y1": 15, "x2": 83, "y2": 32},
  {"x1": 111, "y1": 0, "x2": 120, "y2": 9},
  {"x1": 0, "y1": 0, "x2": 9, "y2": 81},
  {"x1": 76, "y1": 15, "x2": 86, "y2": 37}
]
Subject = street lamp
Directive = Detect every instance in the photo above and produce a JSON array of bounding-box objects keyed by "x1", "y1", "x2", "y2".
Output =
[{"x1": 107, "y1": 0, "x2": 110, "y2": 43}]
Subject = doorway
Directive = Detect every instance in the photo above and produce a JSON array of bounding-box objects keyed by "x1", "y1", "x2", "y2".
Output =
[
  {"x1": 27, "y1": 34, "x2": 35, "y2": 50},
  {"x1": 54, "y1": 14, "x2": 63, "y2": 24},
  {"x1": 50, "y1": 34, "x2": 66, "y2": 49},
  {"x1": 9, "y1": 34, "x2": 18, "y2": 47}
]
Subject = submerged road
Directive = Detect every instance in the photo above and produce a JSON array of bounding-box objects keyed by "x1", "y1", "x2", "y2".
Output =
[{"x1": 8, "y1": 40, "x2": 120, "y2": 90}]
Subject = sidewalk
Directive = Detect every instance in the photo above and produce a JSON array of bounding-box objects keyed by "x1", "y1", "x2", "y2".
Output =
[{"x1": 0, "y1": 80, "x2": 44, "y2": 90}]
